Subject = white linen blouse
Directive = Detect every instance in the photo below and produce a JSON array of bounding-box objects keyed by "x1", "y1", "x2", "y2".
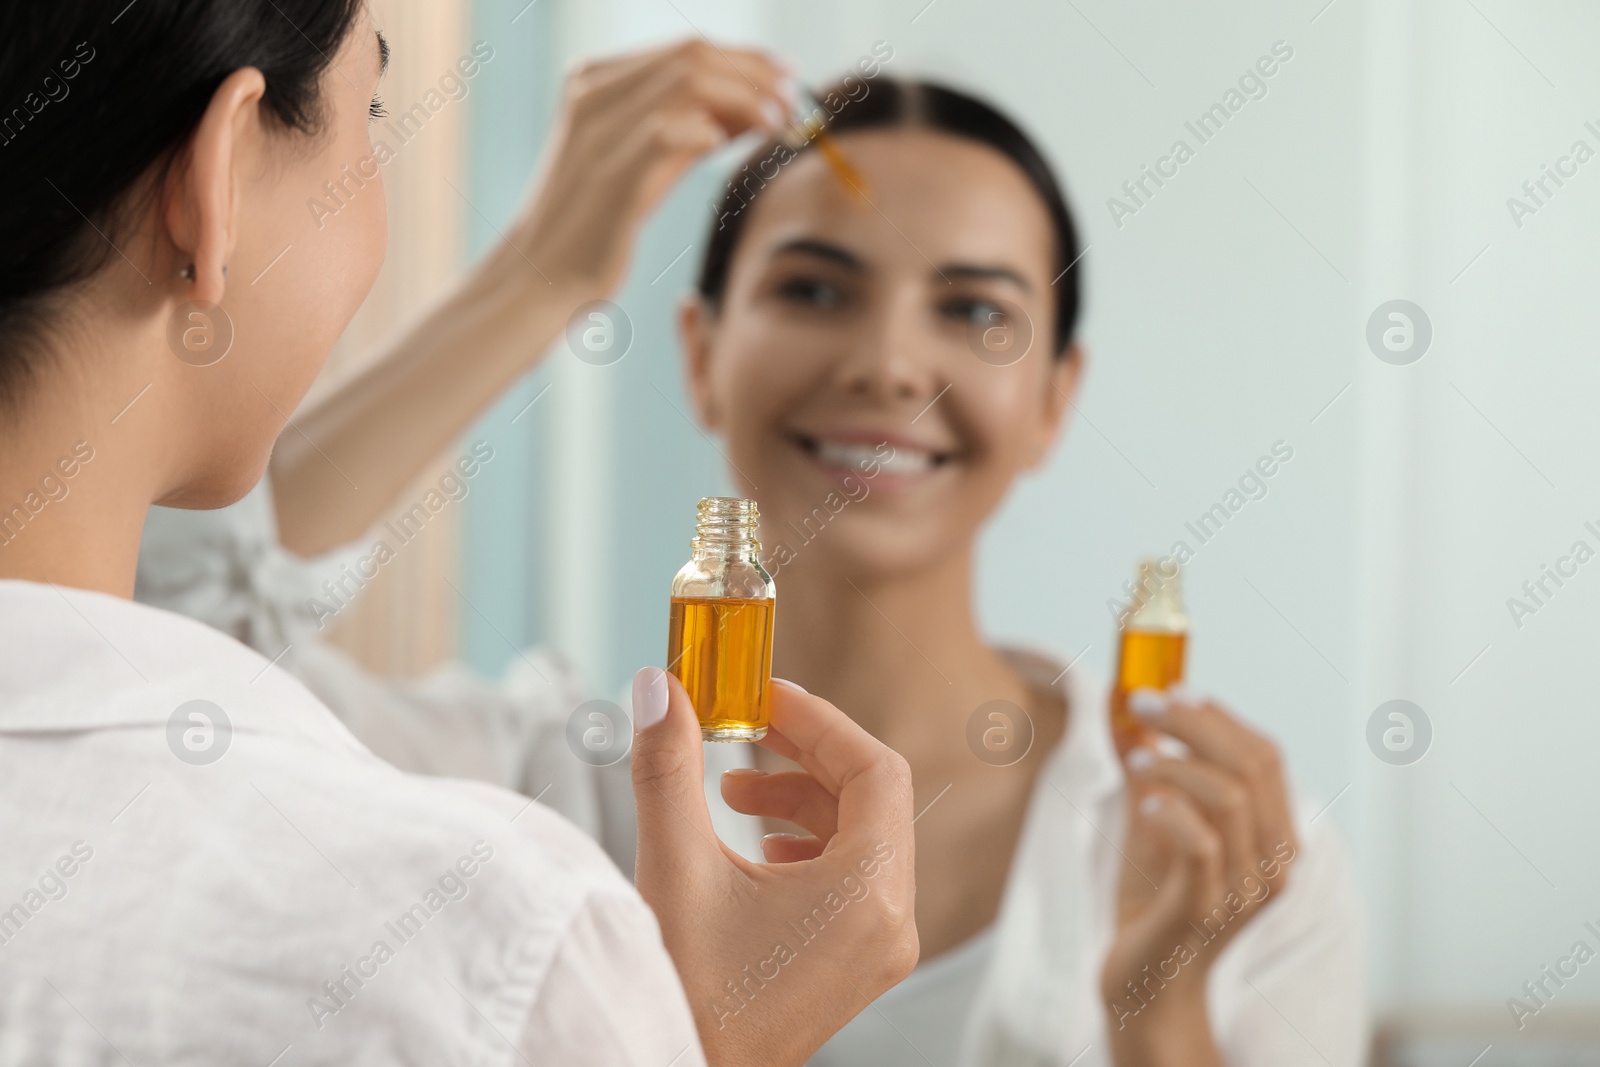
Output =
[
  {"x1": 135, "y1": 486, "x2": 1368, "y2": 1066},
  {"x1": 826, "y1": 652, "x2": 1366, "y2": 1066},
  {"x1": 0, "y1": 576, "x2": 703, "y2": 1066}
]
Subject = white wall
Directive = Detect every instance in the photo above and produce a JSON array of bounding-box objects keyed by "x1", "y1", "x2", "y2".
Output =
[
  {"x1": 477, "y1": 0, "x2": 1600, "y2": 1028},
  {"x1": 1382, "y1": 0, "x2": 1600, "y2": 1011}
]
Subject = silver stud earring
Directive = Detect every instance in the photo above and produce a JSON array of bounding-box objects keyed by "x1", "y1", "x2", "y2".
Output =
[{"x1": 180, "y1": 263, "x2": 196, "y2": 282}]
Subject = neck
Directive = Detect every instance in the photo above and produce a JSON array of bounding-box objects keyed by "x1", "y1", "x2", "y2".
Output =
[
  {"x1": 0, "y1": 349, "x2": 168, "y2": 599},
  {"x1": 771, "y1": 544, "x2": 1032, "y2": 762}
]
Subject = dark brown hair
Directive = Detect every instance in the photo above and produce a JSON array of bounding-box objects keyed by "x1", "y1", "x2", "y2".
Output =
[{"x1": 0, "y1": 0, "x2": 367, "y2": 406}]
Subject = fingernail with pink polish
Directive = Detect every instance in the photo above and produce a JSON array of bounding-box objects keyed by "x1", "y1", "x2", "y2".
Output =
[
  {"x1": 632, "y1": 667, "x2": 669, "y2": 732},
  {"x1": 1169, "y1": 684, "x2": 1202, "y2": 706},
  {"x1": 1128, "y1": 688, "x2": 1167, "y2": 718},
  {"x1": 773, "y1": 678, "x2": 807, "y2": 695},
  {"x1": 1126, "y1": 747, "x2": 1157, "y2": 773}
]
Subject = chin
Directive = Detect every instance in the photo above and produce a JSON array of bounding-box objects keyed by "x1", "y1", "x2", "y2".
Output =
[
  {"x1": 768, "y1": 504, "x2": 958, "y2": 582},
  {"x1": 153, "y1": 442, "x2": 275, "y2": 511}
]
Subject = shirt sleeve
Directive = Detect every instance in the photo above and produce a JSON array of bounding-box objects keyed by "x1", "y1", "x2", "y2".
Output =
[
  {"x1": 517, "y1": 887, "x2": 707, "y2": 1067},
  {"x1": 1213, "y1": 805, "x2": 1369, "y2": 1067}
]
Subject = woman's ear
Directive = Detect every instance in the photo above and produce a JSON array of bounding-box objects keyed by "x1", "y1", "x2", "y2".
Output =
[
  {"x1": 678, "y1": 293, "x2": 721, "y2": 430},
  {"x1": 162, "y1": 67, "x2": 267, "y2": 305},
  {"x1": 1027, "y1": 342, "x2": 1085, "y2": 470}
]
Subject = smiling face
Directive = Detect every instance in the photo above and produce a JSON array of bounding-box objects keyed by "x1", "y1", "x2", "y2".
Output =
[{"x1": 682, "y1": 127, "x2": 1082, "y2": 578}]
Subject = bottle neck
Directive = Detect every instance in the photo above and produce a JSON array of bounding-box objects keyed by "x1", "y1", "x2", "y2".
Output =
[
  {"x1": 1124, "y1": 558, "x2": 1187, "y2": 631},
  {"x1": 691, "y1": 542, "x2": 761, "y2": 563},
  {"x1": 691, "y1": 497, "x2": 762, "y2": 563}
]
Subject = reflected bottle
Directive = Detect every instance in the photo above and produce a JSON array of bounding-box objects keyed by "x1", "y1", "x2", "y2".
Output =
[
  {"x1": 667, "y1": 497, "x2": 776, "y2": 742},
  {"x1": 1110, "y1": 559, "x2": 1188, "y2": 757}
]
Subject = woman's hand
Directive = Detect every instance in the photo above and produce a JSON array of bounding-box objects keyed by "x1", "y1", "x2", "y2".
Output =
[
  {"x1": 630, "y1": 668, "x2": 918, "y2": 1067},
  {"x1": 1101, "y1": 688, "x2": 1299, "y2": 1066},
  {"x1": 501, "y1": 40, "x2": 792, "y2": 300}
]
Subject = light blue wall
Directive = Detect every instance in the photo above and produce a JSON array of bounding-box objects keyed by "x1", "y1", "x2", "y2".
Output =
[
  {"x1": 593, "y1": 171, "x2": 735, "y2": 695},
  {"x1": 460, "y1": 0, "x2": 729, "y2": 693},
  {"x1": 459, "y1": 0, "x2": 561, "y2": 678}
]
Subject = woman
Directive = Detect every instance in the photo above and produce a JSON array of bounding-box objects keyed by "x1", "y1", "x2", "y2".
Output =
[
  {"x1": 677, "y1": 79, "x2": 1366, "y2": 1065},
  {"x1": 0, "y1": 5, "x2": 917, "y2": 1064}
]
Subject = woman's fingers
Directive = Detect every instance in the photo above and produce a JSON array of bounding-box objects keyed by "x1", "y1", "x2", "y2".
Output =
[
  {"x1": 720, "y1": 769, "x2": 840, "y2": 842},
  {"x1": 762, "y1": 683, "x2": 896, "y2": 802},
  {"x1": 1128, "y1": 689, "x2": 1279, "y2": 784},
  {"x1": 612, "y1": 107, "x2": 728, "y2": 175},
  {"x1": 1127, "y1": 748, "x2": 1256, "y2": 886},
  {"x1": 760, "y1": 681, "x2": 915, "y2": 874},
  {"x1": 1127, "y1": 688, "x2": 1298, "y2": 856},
  {"x1": 702, "y1": 43, "x2": 791, "y2": 100},
  {"x1": 629, "y1": 668, "x2": 718, "y2": 876},
  {"x1": 586, "y1": 41, "x2": 788, "y2": 106},
  {"x1": 760, "y1": 832, "x2": 827, "y2": 864},
  {"x1": 654, "y1": 58, "x2": 787, "y2": 135},
  {"x1": 560, "y1": 108, "x2": 725, "y2": 244},
  {"x1": 575, "y1": 40, "x2": 788, "y2": 139},
  {"x1": 1139, "y1": 790, "x2": 1226, "y2": 926}
]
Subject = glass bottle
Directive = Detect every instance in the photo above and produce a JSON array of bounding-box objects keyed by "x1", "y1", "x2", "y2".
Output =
[
  {"x1": 667, "y1": 497, "x2": 777, "y2": 741},
  {"x1": 1109, "y1": 558, "x2": 1188, "y2": 757}
]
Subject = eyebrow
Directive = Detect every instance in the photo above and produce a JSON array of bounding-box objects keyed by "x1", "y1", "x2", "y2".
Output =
[
  {"x1": 771, "y1": 238, "x2": 863, "y2": 271},
  {"x1": 939, "y1": 264, "x2": 1032, "y2": 292},
  {"x1": 377, "y1": 31, "x2": 390, "y2": 75},
  {"x1": 772, "y1": 238, "x2": 1033, "y2": 292}
]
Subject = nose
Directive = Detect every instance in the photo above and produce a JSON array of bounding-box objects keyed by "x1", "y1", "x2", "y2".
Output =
[{"x1": 832, "y1": 282, "x2": 944, "y2": 407}]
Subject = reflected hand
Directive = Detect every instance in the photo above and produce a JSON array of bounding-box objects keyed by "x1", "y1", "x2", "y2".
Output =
[
  {"x1": 1101, "y1": 688, "x2": 1299, "y2": 1066},
  {"x1": 630, "y1": 669, "x2": 918, "y2": 1067},
  {"x1": 505, "y1": 40, "x2": 790, "y2": 299}
]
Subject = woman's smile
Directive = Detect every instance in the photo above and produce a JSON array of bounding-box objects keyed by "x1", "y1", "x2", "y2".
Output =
[{"x1": 785, "y1": 426, "x2": 960, "y2": 491}]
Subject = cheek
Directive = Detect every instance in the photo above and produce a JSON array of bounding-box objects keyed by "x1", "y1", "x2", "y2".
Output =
[
  {"x1": 346, "y1": 164, "x2": 389, "y2": 287},
  {"x1": 263, "y1": 222, "x2": 379, "y2": 403},
  {"x1": 715, "y1": 358, "x2": 794, "y2": 493},
  {"x1": 278, "y1": 149, "x2": 387, "y2": 380},
  {"x1": 713, "y1": 315, "x2": 815, "y2": 436},
  {"x1": 318, "y1": 127, "x2": 389, "y2": 325},
  {"x1": 723, "y1": 355, "x2": 793, "y2": 420},
  {"x1": 954, "y1": 368, "x2": 1047, "y2": 468}
]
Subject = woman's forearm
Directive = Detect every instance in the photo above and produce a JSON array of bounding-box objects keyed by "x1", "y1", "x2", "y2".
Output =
[
  {"x1": 1108, "y1": 991, "x2": 1228, "y2": 1067},
  {"x1": 269, "y1": 243, "x2": 580, "y2": 556}
]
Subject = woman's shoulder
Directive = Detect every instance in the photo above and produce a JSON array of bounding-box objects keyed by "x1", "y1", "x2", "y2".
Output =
[
  {"x1": 0, "y1": 592, "x2": 646, "y2": 1062},
  {"x1": 0, "y1": 577, "x2": 634, "y2": 914}
]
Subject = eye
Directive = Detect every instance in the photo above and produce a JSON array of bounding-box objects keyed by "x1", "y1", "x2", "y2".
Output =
[
  {"x1": 369, "y1": 96, "x2": 388, "y2": 123},
  {"x1": 941, "y1": 295, "x2": 1006, "y2": 327},
  {"x1": 776, "y1": 276, "x2": 844, "y2": 309}
]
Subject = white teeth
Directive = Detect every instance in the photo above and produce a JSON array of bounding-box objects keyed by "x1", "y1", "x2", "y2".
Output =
[{"x1": 813, "y1": 439, "x2": 936, "y2": 474}]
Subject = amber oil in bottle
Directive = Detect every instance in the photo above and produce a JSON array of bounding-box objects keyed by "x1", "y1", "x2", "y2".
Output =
[
  {"x1": 1110, "y1": 559, "x2": 1188, "y2": 757},
  {"x1": 667, "y1": 497, "x2": 776, "y2": 741}
]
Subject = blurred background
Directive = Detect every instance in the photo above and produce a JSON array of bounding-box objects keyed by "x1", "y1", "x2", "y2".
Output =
[{"x1": 325, "y1": 0, "x2": 1600, "y2": 1060}]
